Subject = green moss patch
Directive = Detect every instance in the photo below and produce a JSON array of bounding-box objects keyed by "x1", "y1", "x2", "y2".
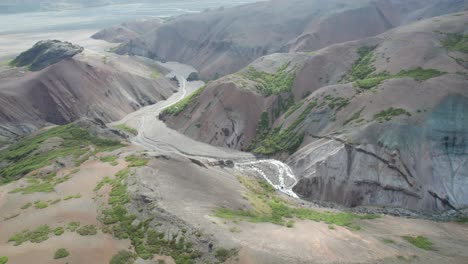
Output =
[
  {"x1": 34, "y1": 201, "x2": 48, "y2": 209},
  {"x1": 373, "y1": 107, "x2": 411, "y2": 122},
  {"x1": 243, "y1": 63, "x2": 295, "y2": 96},
  {"x1": 441, "y1": 33, "x2": 468, "y2": 54},
  {"x1": 341, "y1": 46, "x2": 445, "y2": 89},
  {"x1": 0, "y1": 124, "x2": 123, "y2": 183},
  {"x1": 162, "y1": 86, "x2": 205, "y2": 116},
  {"x1": 402, "y1": 235, "x2": 433, "y2": 250},
  {"x1": 54, "y1": 227, "x2": 64, "y2": 236},
  {"x1": 125, "y1": 155, "x2": 149, "y2": 167},
  {"x1": 99, "y1": 168, "x2": 201, "y2": 263},
  {"x1": 110, "y1": 250, "x2": 136, "y2": 264},
  {"x1": 8, "y1": 225, "x2": 51, "y2": 246},
  {"x1": 214, "y1": 177, "x2": 378, "y2": 230},
  {"x1": 249, "y1": 101, "x2": 317, "y2": 155},
  {"x1": 76, "y1": 225, "x2": 97, "y2": 236},
  {"x1": 0, "y1": 256, "x2": 8, "y2": 264},
  {"x1": 114, "y1": 124, "x2": 138, "y2": 136},
  {"x1": 54, "y1": 248, "x2": 70, "y2": 259},
  {"x1": 64, "y1": 194, "x2": 82, "y2": 200}
]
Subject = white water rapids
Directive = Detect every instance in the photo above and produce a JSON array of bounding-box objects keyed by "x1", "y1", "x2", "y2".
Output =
[{"x1": 121, "y1": 69, "x2": 299, "y2": 198}]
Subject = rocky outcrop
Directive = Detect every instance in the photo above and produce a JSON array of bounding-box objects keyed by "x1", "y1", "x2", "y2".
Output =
[{"x1": 10, "y1": 40, "x2": 84, "y2": 71}]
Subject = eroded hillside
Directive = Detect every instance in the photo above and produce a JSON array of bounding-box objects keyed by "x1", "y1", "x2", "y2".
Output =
[
  {"x1": 161, "y1": 12, "x2": 468, "y2": 212},
  {"x1": 113, "y1": 0, "x2": 468, "y2": 79},
  {"x1": 0, "y1": 40, "x2": 176, "y2": 144}
]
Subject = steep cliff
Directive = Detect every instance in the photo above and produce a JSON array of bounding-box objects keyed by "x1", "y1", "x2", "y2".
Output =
[{"x1": 162, "y1": 12, "x2": 468, "y2": 212}]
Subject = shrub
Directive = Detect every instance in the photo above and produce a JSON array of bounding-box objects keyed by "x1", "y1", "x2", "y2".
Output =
[
  {"x1": 54, "y1": 227, "x2": 64, "y2": 236},
  {"x1": 441, "y1": 33, "x2": 468, "y2": 54},
  {"x1": 67, "y1": 221, "x2": 80, "y2": 232},
  {"x1": 110, "y1": 250, "x2": 136, "y2": 264},
  {"x1": 162, "y1": 86, "x2": 205, "y2": 116},
  {"x1": 76, "y1": 225, "x2": 97, "y2": 236},
  {"x1": 0, "y1": 124, "x2": 123, "y2": 183},
  {"x1": 0, "y1": 256, "x2": 7, "y2": 264},
  {"x1": 54, "y1": 248, "x2": 70, "y2": 259},
  {"x1": 34, "y1": 201, "x2": 48, "y2": 209},
  {"x1": 214, "y1": 177, "x2": 379, "y2": 230},
  {"x1": 125, "y1": 155, "x2": 149, "y2": 167},
  {"x1": 114, "y1": 124, "x2": 138, "y2": 136},
  {"x1": 373, "y1": 107, "x2": 411, "y2": 122},
  {"x1": 8, "y1": 225, "x2": 50, "y2": 246},
  {"x1": 243, "y1": 63, "x2": 295, "y2": 96}
]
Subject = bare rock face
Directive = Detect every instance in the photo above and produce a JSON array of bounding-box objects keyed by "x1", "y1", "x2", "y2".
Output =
[
  {"x1": 10, "y1": 40, "x2": 84, "y2": 71},
  {"x1": 163, "y1": 12, "x2": 468, "y2": 213},
  {"x1": 115, "y1": 0, "x2": 468, "y2": 79}
]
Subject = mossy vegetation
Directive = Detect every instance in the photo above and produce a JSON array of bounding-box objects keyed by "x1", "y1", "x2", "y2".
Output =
[
  {"x1": 125, "y1": 155, "x2": 149, "y2": 167},
  {"x1": 100, "y1": 155, "x2": 118, "y2": 163},
  {"x1": 441, "y1": 33, "x2": 468, "y2": 54},
  {"x1": 54, "y1": 227, "x2": 64, "y2": 236},
  {"x1": 0, "y1": 256, "x2": 8, "y2": 264},
  {"x1": 323, "y1": 95, "x2": 350, "y2": 112},
  {"x1": 54, "y1": 248, "x2": 70, "y2": 259},
  {"x1": 402, "y1": 236, "x2": 433, "y2": 250},
  {"x1": 344, "y1": 107, "x2": 365, "y2": 125},
  {"x1": 110, "y1": 250, "x2": 136, "y2": 264},
  {"x1": 76, "y1": 225, "x2": 97, "y2": 236},
  {"x1": 342, "y1": 46, "x2": 445, "y2": 89},
  {"x1": 284, "y1": 100, "x2": 305, "y2": 118},
  {"x1": 0, "y1": 124, "x2": 123, "y2": 183},
  {"x1": 114, "y1": 124, "x2": 138, "y2": 136},
  {"x1": 64, "y1": 194, "x2": 82, "y2": 200},
  {"x1": 214, "y1": 176, "x2": 378, "y2": 230},
  {"x1": 215, "y1": 248, "x2": 238, "y2": 263},
  {"x1": 249, "y1": 101, "x2": 317, "y2": 155},
  {"x1": 243, "y1": 63, "x2": 295, "y2": 96},
  {"x1": 8, "y1": 225, "x2": 51, "y2": 246},
  {"x1": 162, "y1": 86, "x2": 205, "y2": 116},
  {"x1": 99, "y1": 168, "x2": 201, "y2": 263},
  {"x1": 9, "y1": 171, "x2": 74, "y2": 195},
  {"x1": 67, "y1": 221, "x2": 81, "y2": 232},
  {"x1": 34, "y1": 200, "x2": 48, "y2": 209},
  {"x1": 342, "y1": 46, "x2": 377, "y2": 82},
  {"x1": 373, "y1": 107, "x2": 411, "y2": 122}
]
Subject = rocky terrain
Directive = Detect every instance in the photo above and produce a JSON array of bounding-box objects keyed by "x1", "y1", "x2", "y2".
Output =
[
  {"x1": 162, "y1": 12, "x2": 468, "y2": 213},
  {"x1": 0, "y1": 40, "x2": 176, "y2": 144},
  {"x1": 112, "y1": 0, "x2": 468, "y2": 79},
  {"x1": 91, "y1": 19, "x2": 163, "y2": 44},
  {"x1": 0, "y1": 1, "x2": 467, "y2": 264}
]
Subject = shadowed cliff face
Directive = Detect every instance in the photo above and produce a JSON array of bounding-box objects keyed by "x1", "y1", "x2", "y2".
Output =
[{"x1": 290, "y1": 94, "x2": 468, "y2": 212}]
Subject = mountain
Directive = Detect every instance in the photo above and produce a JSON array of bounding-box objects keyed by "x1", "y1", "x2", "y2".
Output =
[
  {"x1": 0, "y1": 40, "x2": 176, "y2": 143},
  {"x1": 91, "y1": 19, "x2": 163, "y2": 44},
  {"x1": 160, "y1": 12, "x2": 468, "y2": 213},
  {"x1": 114, "y1": 0, "x2": 468, "y2": 80}
]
